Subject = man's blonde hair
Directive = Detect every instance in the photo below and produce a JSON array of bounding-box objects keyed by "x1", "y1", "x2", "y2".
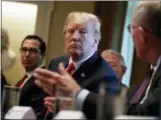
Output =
[
  {"x1": 63, "y1": 12, "x2": 101, "y2": 42},
  {"x1": 133, "y1": 1, "x2": 161, "y2": 39}
]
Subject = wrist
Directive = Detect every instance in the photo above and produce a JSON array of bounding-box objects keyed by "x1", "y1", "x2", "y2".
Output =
[{"x1": 73, "y1": 88, "x2": 82, "y2": 98}]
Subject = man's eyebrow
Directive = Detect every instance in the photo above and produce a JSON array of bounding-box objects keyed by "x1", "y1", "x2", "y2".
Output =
[{"x1": 80, "y1": 28, "x2": 87, "y2": 30}]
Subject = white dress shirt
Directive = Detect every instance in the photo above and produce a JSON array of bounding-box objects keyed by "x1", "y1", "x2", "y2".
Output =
[{"x1": 140, "y1": 55, "x2": 161, "y2": 104}]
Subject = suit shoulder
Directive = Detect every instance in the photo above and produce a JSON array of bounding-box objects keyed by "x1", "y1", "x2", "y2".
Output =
[
  {"x1": 50, "y1": 55, "x2": 69, "y2": 63},
  {"x1": 97, "y1": 56, "x2": 117, "y2": 77},
  {"x1": 48, "y1": 55, "x2": 69, "y2": 71}
]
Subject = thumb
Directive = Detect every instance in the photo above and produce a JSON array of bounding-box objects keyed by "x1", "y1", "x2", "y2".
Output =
[{"x1": 58, "y1": 63, "x2": 67, "y2": 75}]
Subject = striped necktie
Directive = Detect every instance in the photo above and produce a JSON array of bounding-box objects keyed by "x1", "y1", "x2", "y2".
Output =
[
  {"x1": 16, "y1": 74, "x2": 28, "y2": 88},
  {"x1": 130, "y1": 68, "x2": 154, "y2": 104}
]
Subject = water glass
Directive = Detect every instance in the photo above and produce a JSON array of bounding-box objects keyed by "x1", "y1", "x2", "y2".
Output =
[
  {"x1": 54, "y1": 85, "x2": 75, "y2": 113},
  {"x1": 2, "y1": 85, "x2": 21, "y2": 117}
]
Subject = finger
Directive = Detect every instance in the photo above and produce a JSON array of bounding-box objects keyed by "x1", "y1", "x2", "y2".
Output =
[
  {"x1": 34, "y1": 68, "x2": 58, "y2": 84},
  {"x1": 35, "y1": 68, "x2": 55, "y2": 77},
  {"x1": 35, "y1": 80, "x2": 43, "y2": 87},
  {"x1": 43, "y1": 85, "x2": 56, "y2": 96},
  {"x1": 44, "y1": 101, "x2": 55, "y2": 112},
  {"x1": 34, "y1": 67, "x2": 64, "y2": 86},
  {"x1": 45, "y1": 100, "x2": 54, "y2": 106},
  {"x1": 58, "y1": 63, "x2": 67, "y2": 75},
  {"x1": 45, "y1": 97, "x2": 56, "y2": 102},
  {"x1": 35, "y1": 68, "x2": 61, "y2": 81},
  {"x1": 35, "y1": 80, "x2": 50, "y2": 94},
  {"x1": 33, "y1": 72, "x2": 56, "y2": 87}
]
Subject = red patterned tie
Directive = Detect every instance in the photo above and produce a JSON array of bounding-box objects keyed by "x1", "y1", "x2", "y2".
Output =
[
  {"x1": 16, "y1": 74, "x2": 28, "y2": 88},
  {"x1": 66, "y1": 62, "x2": 75, "y2": 74},
  {"x1": 130, "y1": 68, "x2": 154, "y2": 104}
]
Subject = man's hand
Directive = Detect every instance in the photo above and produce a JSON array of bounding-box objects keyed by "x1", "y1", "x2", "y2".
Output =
[
  {"x1": 57, "y1": 63, "x2": 81, "y2": 92},
  {"x1": 33, "y1": 63, "x2": 81, "y2": 95},
  {"x1": 33, "y1": 68, "x2": 57, "y2": 95},
  {"x1": 44, "y1": 97, "x2": 56, "y2": 113}
]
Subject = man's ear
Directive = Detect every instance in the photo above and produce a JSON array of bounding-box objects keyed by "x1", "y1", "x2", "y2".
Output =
[
  {"x1": 122, "y1": 66, "x2": 126, "y2": 75},
  {"x1": 93, "y1": 39, "x2": 98, "y2": 47},
  {"x1": 138, "y1": 26, "x2": 148, "y2": 44},
  {"x1": 41, "y1": 53, "x2": 45, "y2": 59}
]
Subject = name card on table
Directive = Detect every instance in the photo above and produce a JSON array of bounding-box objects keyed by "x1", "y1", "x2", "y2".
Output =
[
  {"x1": 5, "y1": 106, "x2": 36, "y2": 119},
  {"x1": 53, "y1": 110, "x2": 86, "y2": 119}
]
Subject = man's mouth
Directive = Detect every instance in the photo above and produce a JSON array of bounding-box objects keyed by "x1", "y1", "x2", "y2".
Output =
[{"x1": 69, "y1": 44, "x2": 80, "y2": 49}]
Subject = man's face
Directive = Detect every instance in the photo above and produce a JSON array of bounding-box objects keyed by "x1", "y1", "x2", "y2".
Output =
[
  {"x1": 65, "y1": 22, "x2": 97, "y2": 59},
  {"x1": 131, "y1": 18, "x2": 148, "y2": 59},
  {"x1": 102, "y1": 53, "x2": 124, "y2": 80},
  {"x1": 20, "y1": 39, "x2": 42, "y2": 71}
]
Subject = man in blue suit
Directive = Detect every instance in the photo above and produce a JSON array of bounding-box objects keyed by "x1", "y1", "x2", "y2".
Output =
[{"x1": 33, "y1": 12, "x2": 120, "y2": 119}]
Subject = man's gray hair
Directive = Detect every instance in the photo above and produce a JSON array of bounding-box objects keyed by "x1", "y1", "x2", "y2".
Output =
[
  {"x1": 63, "y1": 12, "x2": 101, "y2": 43},
  {"x1": 102, "y1": 49, "x2": 126, "y2": 67},
  {"x1": 133, "y1": 1, "x2": 161, "y2": 39}
]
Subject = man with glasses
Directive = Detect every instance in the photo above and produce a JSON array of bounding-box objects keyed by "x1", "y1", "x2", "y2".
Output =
[
  {"x1": 15, "y1": 35, "x2": 47, "y2": 119},
  {"x1": 127, "y1": 1, "x2": 161, "y2": 116}
]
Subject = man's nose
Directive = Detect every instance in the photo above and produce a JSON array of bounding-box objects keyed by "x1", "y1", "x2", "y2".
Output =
[
  {"x1": 72, "y1": 31, "x2": 80, "y2": 40},
  {"x1": 24, "y1": 51, "x2": 30, "y2": 56}
]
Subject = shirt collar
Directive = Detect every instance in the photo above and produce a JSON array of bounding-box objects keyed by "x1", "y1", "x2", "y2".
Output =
[
  {"x1": 26, "y1": 71, "x2": 33, "y2": 78},
  {"x1": 26, "y1": 64, "x2": 44, "y2": 77},
  {"x1": 151, "y1": 55, "x2": 161, "y2": 72},
  {"x1": 68, "y1": 51, "x2": 96, "y2": 70}
]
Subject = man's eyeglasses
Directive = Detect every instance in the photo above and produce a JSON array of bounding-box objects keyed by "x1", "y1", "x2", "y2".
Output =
[
  {"x1": 20, "y1": 47, "x2": 41, "y2": 54},
  {"x1": 127, "y1": 24, "x2": 153, "y2": 34},
  {"x1": 127, "y1": 24, "x2": 139, "y2": 33}
]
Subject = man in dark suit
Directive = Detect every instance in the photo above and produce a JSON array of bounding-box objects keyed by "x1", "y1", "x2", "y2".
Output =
[
  {"x1": 127, "y1": 1, "x2": 161, "y2": 116},
  {"x1": 15, "y1": 35, "x2": 47, "y2": 119},
  {"x1": 33, "y1": 12, "x2": 120, "y2": 119}
]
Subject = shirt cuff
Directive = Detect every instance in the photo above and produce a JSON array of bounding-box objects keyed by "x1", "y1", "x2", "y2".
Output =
[{"x1": 75, "y1": 89, "x2": 90, "y2": 110}]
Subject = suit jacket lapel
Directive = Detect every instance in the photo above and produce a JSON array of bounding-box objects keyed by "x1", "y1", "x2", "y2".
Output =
[
  {"x1": 19, "y1": 66, "x2": 45, "y2": 100},
  {"x1": 57, "y1": 56, "x2": 69, "y2": 72},
  {"x1": 19, "y1": 77, "x2": 34, "y2": 100},
  {"x1": 63, "y1": 58, "x2": 69, "y2": 69},
  {"x1": 72, "y1": 52, "x2": 99, "y2": 84},
  {"x1": 150, "y1": 63, "x2": 161, "y2": 91}
]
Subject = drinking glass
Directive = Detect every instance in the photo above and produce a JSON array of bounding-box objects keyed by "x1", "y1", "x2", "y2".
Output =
[
  {"x1": 2, "y1": 85, "x2": 21, "y2": 117},
  {"x1": 54, "y1": 85, "x2": 75, "y2": 114}
]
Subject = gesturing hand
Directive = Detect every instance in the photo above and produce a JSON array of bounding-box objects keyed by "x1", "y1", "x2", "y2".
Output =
[{"x1": 33, "y1": 63, "x2": 81, "y2": 95}]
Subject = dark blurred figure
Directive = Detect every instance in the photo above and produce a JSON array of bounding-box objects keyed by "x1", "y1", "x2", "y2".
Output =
[
  {"x1": 1, "y1": 28, "x2": 16, "y2": 96},
  {"x1": 14, "y1": 35, "x2": 47, "y2": 119},
  {"x1": 127, "y1": 1, "x2": 161, "y2": 116},
  {"x1": 1, "y1": 28, "x2": 16, "y2": 118},
  {"x1": 1, "y1": 73, "x2": 7, "y2": 93}
]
